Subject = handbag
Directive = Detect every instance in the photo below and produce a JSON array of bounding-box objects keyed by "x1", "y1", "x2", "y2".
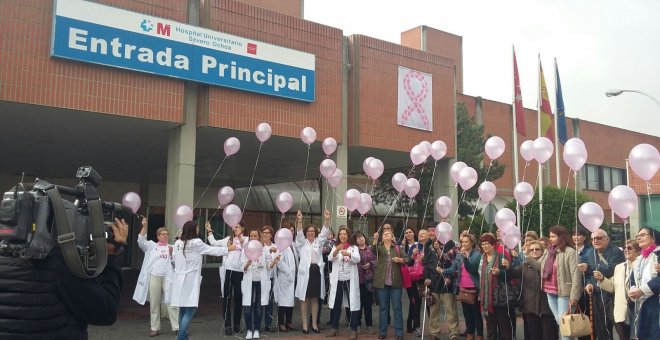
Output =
[
  {"x1": 457, "y1": 287, "x2": 477, "y2": 305},
  {"x1": 408, "y1": 259, "x2": 425, "y2": 282},
  {"x1": 559, "y1": 306, "x2": 592, "y2": 337},
  {"x1": 425, "y1": 290, "x2": 436, "y2": 306},
  {"x1": 395, "y1": 246, "x2": 412, "y2": 289},
  {"x1": 493, "y1": 279, "x2": 521, "y2": 307}
]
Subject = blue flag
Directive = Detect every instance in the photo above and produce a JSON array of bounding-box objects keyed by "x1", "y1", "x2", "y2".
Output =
[{"x1": 555, "y1": 61, "x2": 568, "y2": 144}]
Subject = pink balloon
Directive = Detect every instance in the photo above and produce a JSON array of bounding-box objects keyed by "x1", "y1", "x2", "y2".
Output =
[
  {"x1": 608, "y1": 185, "x2": 638, "y2": 219},
  {"x1": 275, "y1": 192, "x2": 293, "y2": 214},
  {"x1": 255, "y1": 122, "x2": 272, "y2": 143},
  {"x1": 344, "y1": 189, "x2": 361, "y2": 212},
  {"x1": 435, "y1": 196, "x2": 452, "y2": 218},
  {"x1": 244, "y1": 239, "x2": 264, "y2": 261},
  {"x1": 533, "y1": 137, "x2": 554, "y2": 164},
  {"x1": 578, "y1": 202, "x2": 604, "y2": 232},
  {"x1": 392, "y1": 172, "x2": 407, "y2": 193},
  {"x1": 420, "y1": 141, "x2": 432, "y2": 156},
  {"x1": 366, "y1": 158, "x2": 384, "y2": 180},
  {"x1": 357, "y1": 193, "x2": 372, "y2": 216},
  {"x1": 274, "y1": 228, "x2": 293, "y2": 251},
  {"x1": 485, "y1": 136, "x2": 506, "y2": 160},
  {"x1": 520, "y1": 140, "x2": 535, "y2": 162},
  {"x1": 450, "y1": 162, "x2": 467, "y2": 184},
  {"x1": 174, "y1": 205, "x2": 193, "y2": 229},
  {"x1": 224, "y1": 137, "x2": 240, "y2": 156},
  {"x1": 122, "y1": 192, "x2": 141, "y2": 213},
  {"x1": 363, "y1": 157, "x2": 375, "y2": 174},
  {"x1": 410, "y1": 144, "x2": 428, "y2": 165},
  {"x1": 499, "y1": 223, "x2": 514, "y2": 235},
  {"x1": 458, "y1": 167, "x2": 478, "y2": 190},
  {"x1": 563, "y1": 138, "x2": 588, "y2": 171},
  {"x1": 328, "y1": 168, "x2": 343, "y2": 188},
  {"x1": 513, "y1": 182, "x2": 535, "y2": 206},
  {"x1": 502, "y1": 226, "x2": 521, "y2": 249},
  {"x1": 217, "y1": 186, "x2": 234, "y2": 207},
  {"x1": 319, "y1": 159, "x2": 337, "y2": 179},
  {"x1": 495, "y1": 208, "x2": 516, "y2": 231},
  {"x1": 430, "y1": 140, "x2": 447, "y2": 160},
  {"x1": 300, "y1": 127, "x2": 317, "y2": 145},
  {"x1": 322, "y1": 137, "x2": 337, "y2": 156},
  {"x1": 222, "y1": 204, "x2": 242, "y2": 228},
  {"x1": 629, "y1": 143, "x2": 660, "y2": 181},
  {"x1": 478, "y1": 181, "x2": 497, "y2": 203},
  {"x1": 435, "y1": 222, "x2": 452, "y2": 244},
  {"x1": 404, "y1": 178, "x2": 420, "y2": 198}
]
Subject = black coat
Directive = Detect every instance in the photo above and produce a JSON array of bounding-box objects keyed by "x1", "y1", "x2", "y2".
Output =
[
  {"x1": 0, "y1": 249, "x2": 123, "y2": 339},
  {"x1": 507, "y1": 260, "x2": 553, "y2": 316},
  {"x1": 423, "y1": 239, "x2": 456, "y2": 293}
]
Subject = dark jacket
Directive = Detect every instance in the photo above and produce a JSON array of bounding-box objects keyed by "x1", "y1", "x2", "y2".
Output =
[
  {"x1": 635, "y1": 274, "x2": 659, "y2": 340},
  {"x1": 507, "y1": 259, "x2": 553, "y2": 316},
  {"x1": 581, "y1": 243, "x2": 625, "y2": 295},
  {"x1": 442, "y1": 247, "x2": 481, "y2": 294},
  {"x1": 0, "y1": 250, "x2": 123, "y2": 339},
  {"x1": 372, "y1": 243, "x2": 410, "y2": 289},
  {"x1": 423, "y1": 239, "x2": 456, "y2": 293}
]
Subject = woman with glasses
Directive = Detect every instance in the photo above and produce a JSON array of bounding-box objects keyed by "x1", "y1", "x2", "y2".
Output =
[
  {"x1": 133, "y1": 218, "x2": 179, "y2": 337},
  {"x1": 295, "y1": 209, "x2": 331, "y2": 334},
  {"x1": 477, "y1": 233, "x2": 514, "y2": 340},
  {"x1": 629, "y1": 227, "x2": 660, "y2": 340},
  {"x1": 503, "y1": 240, "x2": 557, "y2": 340},
  {"x1": 326, "y1": 226, "x2": 361, "y2": 339}
]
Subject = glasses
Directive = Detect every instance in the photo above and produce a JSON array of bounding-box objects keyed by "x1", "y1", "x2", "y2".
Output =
[
  {"x1": 636, "y1": 233, "x2": 650, "y2": 239},
  {"x1": 159, "y1": 232, "x2": 169, "y2": 236},
  {"x1": 625, "y1": 246, "x2": 634, "y2": 250},
  {"x1": 262, "y1": 231, "x2": 271, "y2": 234},
  {"x1": 592, "y1": 236, "x2": 607, "y2": 241},
  {"x1": 529, "y1": 248, "x2": 542, "y2": 252}
]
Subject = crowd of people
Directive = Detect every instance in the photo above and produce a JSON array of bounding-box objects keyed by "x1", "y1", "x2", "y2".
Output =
[{"x1": 133, "y1": 214, "x2": 660, "y2": 340}]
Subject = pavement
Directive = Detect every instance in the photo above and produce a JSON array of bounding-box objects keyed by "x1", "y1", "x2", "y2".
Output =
[{"x1": 89, "y1": 268, "x2": 526, "y2": 339}]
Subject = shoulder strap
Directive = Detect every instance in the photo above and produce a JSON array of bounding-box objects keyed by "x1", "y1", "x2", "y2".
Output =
[{"x1": 45, "y1": 187, "x2": 107, "y2": 279}]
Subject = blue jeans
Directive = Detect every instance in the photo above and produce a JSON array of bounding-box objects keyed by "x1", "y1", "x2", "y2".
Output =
[
  {"x1": 547, "y1": 293, "x2": 571, "y2": 340},
  {"x1": 177, "y1": 307, "x2": 197, "y2": 340},
  {"x1": 245, "y1": 282, "x2": 262, "y2": 332},
  {"x1": 377, "y1": 286, "x2": 403, "y2": 337}
]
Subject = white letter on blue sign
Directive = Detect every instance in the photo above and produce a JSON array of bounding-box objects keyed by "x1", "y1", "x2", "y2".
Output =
[
  {"x1": 202, "y1": 55, "x2": 217, "y2": 74},
  {"x1": 68, "y1": 28, "x2": 88, "y2": 51}
]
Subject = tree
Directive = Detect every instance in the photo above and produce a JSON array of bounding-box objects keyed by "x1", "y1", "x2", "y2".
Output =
[
  {"x1": 371, "y1": 102, "x2": 505, "y2": 229},
  {"x1": 505, "y1": 185, "x2": 596, "y2": 237}
]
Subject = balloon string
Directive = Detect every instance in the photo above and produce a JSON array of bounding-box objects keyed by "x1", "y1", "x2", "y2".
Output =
[
  {"x1": 299, "y1": 145, "x2": 311, "y2": 210},
  {"x1": 324, "y1": 178, "x2": 329, "y2": 212},
  {"x1": 467, "y1": 198, "x2": 482, "y2": 234},
  {"x1": 451, "y1": 191, "x2": 466, "y2": 227},
  {"x1": 193, "y1": 155, "x2": 228, "y2": 209},
  {"x1": 242, "y1": 143, "x2": 263, "y2": 213},
  {"x1": 646, "y1": 183, "x2": 654, "y2": 223},
  {"x1": 484, "y1": 160, "x2": 493, "y2": 182},
  {"x1": 377, "y1": 191, "x2": 402, "y2": 234},
  {"x1": 421, "y1": 161, "x2": 438, "y2": 226},
  {"x1": 521, "y1": 161, "x2": 530, "y2": 183},
  {"x1": 400, "y1": 198, "x2": 412, "y2": 241},
  {"x1": 555, "y1": 167, "x2": 573, "y2": 227},
  {"x1": 467, "y1": 162, "x2": 493, "y2": 235},
  {"x1": 574, "y1": 171, "x2": 579, "y2": 266},
  {"x1": 305, "y1": 175, "x2": 321, "y2": 214},
  {"x1": 525, "y1": 174, "x2": 540, "y2": 235},
  {"x1": 206, "y1": 205, "x2": 222, "y2": 225}
]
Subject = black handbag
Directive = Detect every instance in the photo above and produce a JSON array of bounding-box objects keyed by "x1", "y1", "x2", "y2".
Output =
[{"x1": 493, "y1": 279, "x2": 521, "y2": 307}]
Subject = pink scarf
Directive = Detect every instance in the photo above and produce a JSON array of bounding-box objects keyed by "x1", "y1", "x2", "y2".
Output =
[
  {"x1": 641, "y1": 245, "x2": 655, "y2": 258},
  {"x1": 158, "y1": 241, "x2": 168, "y2": 247}
]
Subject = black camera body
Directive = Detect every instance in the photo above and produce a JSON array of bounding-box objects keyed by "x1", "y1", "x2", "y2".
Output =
[{"x1": 0, "y1": 167, "x2": 131, "y2": 269}]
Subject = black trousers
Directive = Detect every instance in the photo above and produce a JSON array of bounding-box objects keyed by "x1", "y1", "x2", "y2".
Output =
[
  {"x1": 406, "y1": 280, "x2": 421, "y2": 331},
  {"x1": 277, "y1": 306, "x2": 293, "y2": 327},
  {"x1": 462, "y1": 301, "x2": 483, "y2": 336},
  {"x1": 524, "y1": 313, "x2": 557, "y2": 340},
  {"x1": 330, "y1": 280, "x2": 359, "y2": 331},
  {"x1": 593, "y1": 293, "x2": 615, "y2": 340},
  {"x1": 358, "y1": 281, "x2": 373, "y2": 328},
  {"x1": 485, "y1": 306, "x2": 515, "y2": 340},
  {"x1": 223, "y1": 270, "x2": 243, "y2": 329}
]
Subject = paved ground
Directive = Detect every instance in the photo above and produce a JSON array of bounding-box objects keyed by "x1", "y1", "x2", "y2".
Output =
[{"x1": 89, "y1": 268, "x2": 526, "y2": 340}]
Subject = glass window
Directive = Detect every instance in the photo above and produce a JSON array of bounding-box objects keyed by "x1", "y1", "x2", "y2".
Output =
[
  {"x1": 579, "y1": 167, "x2": 587, "y2": 189},
  {"x1": 612, "y1": 168, "x2": 625, "y2": 186},
  {"x1": 603, "y1": 167, "x2": 612, "y2": 191},
  {"x1": 587, "y1": 165, "x2": 599, "y2": 190}
]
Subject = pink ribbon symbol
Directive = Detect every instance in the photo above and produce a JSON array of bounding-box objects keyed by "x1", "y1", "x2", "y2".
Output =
[{"x1": 401, "y1": 70, "x2": 430, "y2": 129}]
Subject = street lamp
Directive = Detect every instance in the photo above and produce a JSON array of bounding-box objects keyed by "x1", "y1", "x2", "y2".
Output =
[{"x1": 605, "y1": 89, "x2": 660, "y2": 108}]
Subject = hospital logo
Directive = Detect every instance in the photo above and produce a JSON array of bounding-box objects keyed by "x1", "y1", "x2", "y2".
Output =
[
  {"x1": 140, "y1": 19, "x2": 153, "y2": 32},
  {"x1": 247, "y1": 43, "x2": 257, "y2": 55}
]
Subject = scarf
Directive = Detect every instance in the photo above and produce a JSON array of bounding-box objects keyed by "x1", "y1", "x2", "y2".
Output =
[
  {"x1": 641, "y1": 244, "x2": 655, "y2": 258},
  {"x1": 543, "y1": 245, "x2": 558, "y2": 280},
  {"x1": 479, "y1": 251, "x2": 499, "y2": 314},
  {"x1": 157, "y1": 241, "x2": 168, "y2": 247}
]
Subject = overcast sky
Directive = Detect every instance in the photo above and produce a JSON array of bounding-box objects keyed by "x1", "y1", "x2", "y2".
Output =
[{"x1": 305, "y1": 0, "x2": 660, "y2": 138}]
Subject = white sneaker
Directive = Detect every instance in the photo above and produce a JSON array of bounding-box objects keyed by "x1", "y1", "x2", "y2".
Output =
[
  {"x1": 245, "y1": 330, "x2": 253, "y2": 339},
  {"x1": 253, "y1": 330, "x2": 260, "y2": 339}
]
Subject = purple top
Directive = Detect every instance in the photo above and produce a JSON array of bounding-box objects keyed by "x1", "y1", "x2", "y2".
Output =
[{"x1": 358, "y1": 246, "x2": 376, "y2": 283}]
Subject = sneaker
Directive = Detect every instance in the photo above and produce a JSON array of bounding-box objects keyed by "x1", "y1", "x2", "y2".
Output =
[
  {"x1": 245, "y1": 330, "x2": 253, "y2": 340},
  {"x1": 253, "y1": 330, "x2": 260, "y2": 339},
  {"x1": 415, "y1": 328, "x2": 422, "y2": 337}
]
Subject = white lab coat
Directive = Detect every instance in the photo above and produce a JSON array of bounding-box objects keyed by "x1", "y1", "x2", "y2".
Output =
[
  {"x1": 273, "y1": 247, "x2": 296, "y2": 307},
  {"x1": 208, "y1": 234, "x2": 248, "y2": 296},
  {"x1": 241, "y1": 248, "x2": 271, "y2": 306},
  {"x1": 170, "y1": 238, "x2": 228, "y2": 307},
  {"x1": 327, "y1": 244, "x2": 361, "y2": 311},
  {"x1": 132, "y1": 234, "x2": 174, "y2": 305},
  {"x1": 294, "y1": 225, "x2": 330, "y2": 301}
]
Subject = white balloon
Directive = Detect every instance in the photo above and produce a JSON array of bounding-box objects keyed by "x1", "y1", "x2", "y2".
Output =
[{"x1": 533, "y1": 137, "x2": 554, "y2": 164}]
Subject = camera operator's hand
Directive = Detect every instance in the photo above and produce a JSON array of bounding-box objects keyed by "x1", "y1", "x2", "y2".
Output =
[{"x1": 107, "y1": 218, "x2": 129, "y2": 255}]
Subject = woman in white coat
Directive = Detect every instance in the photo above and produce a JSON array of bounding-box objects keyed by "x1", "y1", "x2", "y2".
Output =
[
  {"x1": 241, "y1": 229, "x2": 272, "y2": 340},
  {"x1": 295, "y1": 209, "x2": 331, "y2": 334},
  {"x1": 206, "y1": 220, "x2": 247, "y2": 336},
  {"x1": 326, "y1": 226, "x2": 361, "y2": 339},
  {"x1": 133, "y1": 218, "x2": 179, "y2": 337},
  {"x1": 271, "y1": 234, "x2": 297, "y2": 332},
  {"x1": 171, "y1": 221, "x2": 235, "y2": 340}
]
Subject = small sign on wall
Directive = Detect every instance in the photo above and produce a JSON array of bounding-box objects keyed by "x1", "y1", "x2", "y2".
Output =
[{"x1": 337, "y1": 205, "x2": 347, "y2": 218}]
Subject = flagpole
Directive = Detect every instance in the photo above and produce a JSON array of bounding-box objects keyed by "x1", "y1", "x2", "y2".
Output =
[
  {"x1": 538, "y1": 54, "x2": 544, "y2": 237},
  {"x1": 512, "y1": 45, "x2": 521, "y2": 229},
  {"x1": 554, "y1": 58, "x2": 561, "y2": 187}
]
